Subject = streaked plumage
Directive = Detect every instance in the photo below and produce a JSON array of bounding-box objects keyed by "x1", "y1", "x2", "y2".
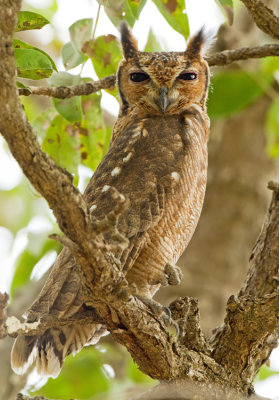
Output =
[{"x1": 11, "y1": 24, "x2": 210, "y2": 377}]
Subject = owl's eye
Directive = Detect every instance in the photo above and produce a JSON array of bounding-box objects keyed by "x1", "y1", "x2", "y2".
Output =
[
  {"x1": 130, "y1": 72, "x2": 150, "y2": 83},
  {"x1": 178, "y1": 72, "x2": 197, "y2": 81}
]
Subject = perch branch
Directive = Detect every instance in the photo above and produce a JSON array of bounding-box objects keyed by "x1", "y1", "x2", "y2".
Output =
[
  {"x1": 17, "y1": 44, "x2": 279, "y2": 99},
  {"x1": 211, "y1": 182, "x2": 279, "y2": 391},
  {"x1": 240, "y1": 0, "x2": 279, "y2": 40}
]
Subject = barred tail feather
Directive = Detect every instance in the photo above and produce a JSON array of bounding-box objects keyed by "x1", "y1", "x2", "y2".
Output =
[{"x1": 11, "y1": 323, "x2": 107, "y2": 378}]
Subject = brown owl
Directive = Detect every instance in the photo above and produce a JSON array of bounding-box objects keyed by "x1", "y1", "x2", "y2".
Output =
[{"x1": 11, "y1": 23, "x2": 210, "y2": 378}]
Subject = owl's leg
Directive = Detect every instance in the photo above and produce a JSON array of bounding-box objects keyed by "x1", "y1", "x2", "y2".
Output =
[
  {"x1": 162, "y1": 262, "x2": 183, "y2": 286},
  {"x1": 149, "y1": 262, "x2": 182, "y2": 287}
]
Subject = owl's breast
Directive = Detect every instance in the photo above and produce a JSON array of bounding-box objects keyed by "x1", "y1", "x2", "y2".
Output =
[
  {"x1": 85, "y1": 111, "x2": 209, "y2": 296},
  {"x1": 123, "y1": 113, "x2": 208, "y2": 294}
]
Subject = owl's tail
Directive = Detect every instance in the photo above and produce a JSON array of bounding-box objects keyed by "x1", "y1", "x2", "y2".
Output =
[
  {"x1": 11, "y1": 323, "x2": 107, "y2": 378},
  {"x1": 11, "y1": 248, "x2": 107, "y2": 378}
]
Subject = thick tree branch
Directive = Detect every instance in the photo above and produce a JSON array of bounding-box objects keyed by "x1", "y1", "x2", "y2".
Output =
[
  {"x1": 240, "y1": 0, "x2": 279, "y2": 40},
  {"x1": 210, "y1": 182, "x2": 279, "y2": 391},
  {"x1": 17, "y1": 44, "x2": 279, "y2": 99}
]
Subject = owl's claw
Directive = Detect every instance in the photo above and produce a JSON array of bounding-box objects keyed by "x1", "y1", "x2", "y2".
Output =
[
  {"x1": 134, "y1": 295, "x2": 179, "y2": 337},
  {"x1": 162, "y1": 262, "x2": 183, "y2": 286}
]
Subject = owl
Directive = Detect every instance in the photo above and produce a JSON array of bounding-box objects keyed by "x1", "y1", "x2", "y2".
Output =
[{"x1": 11, "y1": 24, "x2": 210, "y2": 378}]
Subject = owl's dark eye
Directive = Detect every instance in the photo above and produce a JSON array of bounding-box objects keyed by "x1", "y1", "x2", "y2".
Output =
[
  {"x1": 130, "y1": 72, "x2": 150, "y2": 83},
  {"x1": 178, "y1": 72, "x2": 197, "y2": 81}
]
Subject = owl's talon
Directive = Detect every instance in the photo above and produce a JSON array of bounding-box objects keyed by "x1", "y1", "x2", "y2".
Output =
[
  {"x1": 135, "y1": 295, "x2": 166, "y2": 317},
  {"x1": 135, "y1": 295, "x2": 179, "y2": 336},
  {"x1": 163, "y1": 262, "x2": 183, "y2": 286}
]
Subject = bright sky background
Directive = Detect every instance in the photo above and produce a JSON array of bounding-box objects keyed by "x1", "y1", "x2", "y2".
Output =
[{"x1": 0, "y1": 1, "x2": 278, "y2": 398}]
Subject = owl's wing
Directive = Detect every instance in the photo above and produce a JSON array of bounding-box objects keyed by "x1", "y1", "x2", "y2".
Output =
[{"x1": 85, "y1": 117, "x2": 181, "y2": 273}]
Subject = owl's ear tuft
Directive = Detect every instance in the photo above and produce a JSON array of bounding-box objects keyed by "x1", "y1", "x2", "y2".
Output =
[
  {"x1": 186, "y1": 28, "x2": 206, "y2": 58},
  {"x1": 120, "y1": 22, "x2": 138, "y2": 59}
]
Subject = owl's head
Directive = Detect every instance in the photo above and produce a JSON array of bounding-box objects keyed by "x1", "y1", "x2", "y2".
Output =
[{"x1": 117, "y1": 24, "x2": 210, "y2": 116}]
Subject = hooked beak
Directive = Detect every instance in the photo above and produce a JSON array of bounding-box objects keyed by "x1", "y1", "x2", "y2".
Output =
[{"x1": 158, "y1": 87, "x2": 170, "y2": 113}]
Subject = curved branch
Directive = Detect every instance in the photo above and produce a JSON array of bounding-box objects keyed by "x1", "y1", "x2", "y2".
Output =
[
  {"x1": 240, "y1": 0, "x2": 279, "y2": 40},
  {"x1": 17, "y1": 44, "x2": 279, "y2": 99}
]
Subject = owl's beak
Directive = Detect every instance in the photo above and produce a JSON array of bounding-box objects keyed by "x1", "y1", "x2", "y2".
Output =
[{"x1": 158, "y1": 87, "x2": 170, "y2": 113}]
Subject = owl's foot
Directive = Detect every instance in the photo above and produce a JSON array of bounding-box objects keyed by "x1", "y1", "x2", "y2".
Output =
[
  {"x1": 135, "y1": 295, "x2": 179, "y2": 336},
  {"x1": 160, "y1": 262, "x2": 183, "y2": 286}
]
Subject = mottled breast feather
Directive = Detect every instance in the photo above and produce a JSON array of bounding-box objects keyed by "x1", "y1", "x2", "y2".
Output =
[{"x1": 84, "y1": 106, "x2": 208, "y2": 297}]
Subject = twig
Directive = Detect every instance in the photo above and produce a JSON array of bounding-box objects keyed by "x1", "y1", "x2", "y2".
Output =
[
  {"x1": 240, "y1": 0, "x2": 279, "y2": 40},
  {"x1": 18, "y1": 74, "x2": 116, "y2": 97},
  {"x1": 16, "y1": 393, "x2": 76, "y2": 400},
  {"x1": 17, "y1": 44, "x2": 279, "y2": 98},
  {"x1": 206, "y1": 44, "x2": 279, "y2": 66}
]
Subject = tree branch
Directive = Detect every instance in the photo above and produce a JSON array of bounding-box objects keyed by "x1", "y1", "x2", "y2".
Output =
[
  {"x1": 17, "y1": 44, "x2": 279, "y2": 99},
  {"x1": 18, "y1": 75, "x2": 116, "y2": 98},
  {"x1": 210, "y1": 182, "x2": 279, "y2": 391},
  {"x1": 240, "y1": 0, "x2": 279, "y2": 40}
]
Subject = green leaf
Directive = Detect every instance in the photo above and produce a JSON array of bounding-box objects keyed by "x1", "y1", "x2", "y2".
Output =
[
  {"x1": 257, "y1": 365, "x2": 279, "y2": 381},
  {"x1": 62, "y1": 42, "x2": 88, "y2": 70},
  {"x1": 31, "y1": 347, "x2": 109, "y2": 399},
  {"x1": 42, "y1": 115, "x2": 81, "y2": 177},
  {"x1": 16, "y1": 11, "x2": 49, "y2": 32},
  {"x1": 217, "y1": 0, "x2": 233, "y2": 6},
  {"x1": 127, "y1": 0, "x2": 148, "y2": 20},
  {"x1": 53, "y1": 97, "x2": 82, "y2": 123},
  {"x1": 260, "y1": 56, "x2": 279, "y2": 77},
  {"x1": 151, "y1": 0, "x2": 189, "y2": 38},
  {"x1": 14, "y1": 48, "x2": 53, "y2": 80},
  {"x1": 84, "y1": 34, "x2": 122, "y2": 79},
  {"x1": 49, "y1": 72, "x2": 83, "y2": 123},
  {"x1": 97, "y1": 0, "x2": 136, "y2": 27},
  {"x1": 207, "y1": 71, "x2": 264, "y2": 119},
  {"x1": 145, "y1": 28, "x2": 162, "y2": 52},
  {"x1": 16, "y1": 81, "x2": 31, "y2": 91},
  {"x1": 80, "y1": 92, "x2": 109, "y2": 171},
  {"x1": 265, "y1": 98, "x2": 279, "y2": 158},
  {"x1": 13, "y1": 39, "x2": 57, "y2": 72},
  {"x1": 69, "y1": 18, "x2": 93, "y2": 52},
  {"x1": 33, "y1": 108, "x2": 58, "y2": 142}
]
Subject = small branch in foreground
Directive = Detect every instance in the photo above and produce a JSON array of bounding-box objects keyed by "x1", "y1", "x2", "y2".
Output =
[
  {"x1": 17, "y1": 44, "x2": 279, "y2": 99},
  {"x1": 240, "y1": 0, "x2": 279, "y2": 40},
  {"x1": 18, "y1": 74, "x2": 116, "y2": 98}
]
